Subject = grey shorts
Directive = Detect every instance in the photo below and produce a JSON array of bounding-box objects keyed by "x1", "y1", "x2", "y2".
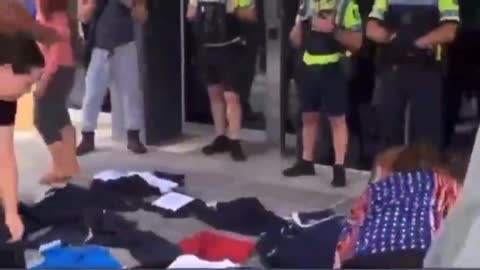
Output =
[{"x1": 34, "y1": 66, "x2": 75, "y2": 144}]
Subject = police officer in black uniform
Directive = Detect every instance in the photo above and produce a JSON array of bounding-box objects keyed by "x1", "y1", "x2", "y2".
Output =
[
  {"x1": 187, "y1": 0, "x2": 256, "y2": 162},
  {"x1": 366, "y1": 0, "x2": 460, "y2": 150}
]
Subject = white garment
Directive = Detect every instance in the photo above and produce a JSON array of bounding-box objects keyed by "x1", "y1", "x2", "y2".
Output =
[
  {"x1": 152, "y1": 192, "x2": 195, "y2": 212},
  {"x1": 94, "y1": 170, "x2": 128, "y2": 182},
  {"x1": 93, "y1": 170, "x2": 179, "y2": 193},
  {"x1": 129, "y1": 172, "x2": 179, "y2": 193},
  {"x1": 167, "y1": 255, "x2": 239, "y2": 269}
]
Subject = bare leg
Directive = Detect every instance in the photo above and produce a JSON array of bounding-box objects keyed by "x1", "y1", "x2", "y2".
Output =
[
  {"x1": 61, "y1": 125, "x2": 80, "y2": 177},
  {"x1": 224, "y1": 91, "x2": 242, "y2": 140},
  {"x1": 41, "y1": 141, "x2": 68, "y2": 186},
  {"x1": 208, "y1": 85, "x2": 226, "y2": 136},
  {"x1": 329, "y1": 115, "x2": 348, "y2": 165},
  {"x1": 302, "y1": 112, "x2": 321, "y2": 162},
  {"x1": 282, "y1": 112, "x2": 319, "y2": 177},
  {"x1": 329, "y1": 115, "x2": 348, "y2": 187}
]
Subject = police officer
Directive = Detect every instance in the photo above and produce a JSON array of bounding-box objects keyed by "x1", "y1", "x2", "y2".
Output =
[
  {"x1": 187, "y1": 0, "x2": 256, "y2": 161},
  {"x1": 366, "y1": 0, "x2": 459, "y2": 150},
  {"x1": 283, "y1": 0, "x2": 363, "y2": 187}
]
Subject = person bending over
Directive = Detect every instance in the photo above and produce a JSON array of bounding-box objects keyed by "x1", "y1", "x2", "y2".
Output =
[
  {"x1": 336, "y1": 143, "x2": 467, "y2": 268},
  {"x1": 34, "y1": 0, "x2": 80, "y2": 186},
  {"x1": 187, "y1": 0, "x2": 257, "y2": 161},
  {"x1": 0, "y1": 0, "x2": 60, "y2": 243}
]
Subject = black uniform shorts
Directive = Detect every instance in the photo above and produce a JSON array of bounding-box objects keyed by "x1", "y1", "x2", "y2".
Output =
[
  {"x1": 200, "y1": 44, "x2": 247, "y2": 95},
  {"x1": 299, "y1": 63, "x2": 347, "y2": 116}
]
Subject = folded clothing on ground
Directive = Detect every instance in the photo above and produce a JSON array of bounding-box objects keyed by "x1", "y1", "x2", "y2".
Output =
[
  {"x1": 180, "y1": 231, "x2": 255, "y2": 264},
  {"x1": 256, "y1": 213, "x2": 344, "y2": 269},
  {"x1": 30, "y1": 245, "x2": 122, "y2": 269},
  {"x1": 168, "y1": 254, "x2": 239, "y2": 269}
]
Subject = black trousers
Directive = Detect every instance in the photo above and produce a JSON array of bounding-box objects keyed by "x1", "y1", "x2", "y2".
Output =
[{"x1": 374, "y1": 65, "x2": 443, "y2": 150}]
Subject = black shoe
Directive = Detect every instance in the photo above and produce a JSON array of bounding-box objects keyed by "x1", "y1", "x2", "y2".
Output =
[
  {"x1": 127, "y1": 130, "x2": 148, "y2": 154},
  {"x1": 331, "y1": 165, "x2": 346, "y2": 187},
  {"x1": 76, "y1": 132, "x2": 95, "y2": 156},
  {"x1": 202, "y1": 135, "x2": 230, "y2": 155},
  {"x1": 283, "y1": 160, "x2": 315, "y2": 177},
  {"x1": 229, "y1": 140, "x2": 247, "y2": 161}
]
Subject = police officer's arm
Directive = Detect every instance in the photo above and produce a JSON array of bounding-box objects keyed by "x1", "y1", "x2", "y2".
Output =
[
  {"x1": 131, "y1": 0, "x2": 148, "y2": 23},
  {"x1": 78, "y1": 0, "x2": 97, "y2": 23},
  {"x1": 0, "y1": 0, "x2": 61, "y2": 45},
  {"x1": 235, "y1": 0, "x2": 257, "y2": 22},
  {"x1": 186, "y1": 0, "x2": 199, "y2": 21},
  {"x1": 366, "y1": 0, "x2": 394, "y2": 43},
  {"x1": 414, "y1": 0, "x2": 459, "y2": 48},
  {"x1": 289, "y1": 0, "x2": 307, "y2": 49},
  {"x1": 334, "y1": 0, "x2": 363, "y2": 52}
]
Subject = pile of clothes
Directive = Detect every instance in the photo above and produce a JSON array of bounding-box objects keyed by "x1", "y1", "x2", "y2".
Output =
[{"x1": 0, "y1": 167, "x2": 462, "y2": 269}]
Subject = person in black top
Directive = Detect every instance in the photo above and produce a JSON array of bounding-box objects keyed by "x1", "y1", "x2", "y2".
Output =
[{"x1": 0, "y1": 0, "x2": 58, "y2": 243}]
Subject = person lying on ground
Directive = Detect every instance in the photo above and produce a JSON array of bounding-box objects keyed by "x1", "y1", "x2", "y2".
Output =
[{"x1": 335, "y1": 143, "x2": 468, "y2": 269}]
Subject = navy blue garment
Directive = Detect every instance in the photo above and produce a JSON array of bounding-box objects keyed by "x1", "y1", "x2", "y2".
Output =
[
  {"x1": 342, "y1": 250, "x2": 426, "y2": 269},
  {"x1": 85, "y1": 210, "x2": 181, "y2": 268},
  {"x1": 90, "y1": 175, "x2": 161, "y2": 212},
  {"x1": 19, "y1": 185, "x2": 93, "y2": 233},
  {"x1": 31, "y1": 245, "x2": 122, "y2": 269},
  {"x1": 256, "y1": 215, "x2": 344, "y2": 269},
  {"x1": 193, "y1": 198, "x2": 288, "y2": 236},
  {"x1": 24, "y1": 209, "x2": 180, "y2": 268},
  {"x1": 292, "y1": 209, "x2": 338, "y2": 227},
  {"x1": 93, "y1": 0, "x2": 134, "y2": 52},
  {"x1": 0, "y1": 210, "x2": 26, "y2": 268}
]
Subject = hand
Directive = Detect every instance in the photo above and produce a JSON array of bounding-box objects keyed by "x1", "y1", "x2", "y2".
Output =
[
  {"x1": 414, "y1": 36, "x2": 433, "y2": 49},
  {"x1": 289, "y1": 25, "x2": 302, "y2": 48},
  {"x1": 132, "y1": 5, "x2": 148, "y2": 23},
  {"x1": 5, "y1": 212, "x2": 24, "y2": 243},
  {"x1": 311, "y1": 15, "x2": 335, "y2": 33}
]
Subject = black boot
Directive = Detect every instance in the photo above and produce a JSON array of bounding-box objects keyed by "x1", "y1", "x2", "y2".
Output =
[
  {"x1": 331, "y1": 164, "x2": 346, "y2": 187},
  {"x1": 229, "y1": 139, "x2": 247, "y2": 161},
  {"x1": 283, "y1": 159, "x2": 315, "y2": 177},
  {"x1": 202, "y1": 135, "x2": 231, "y2": 155},
  {"x1": 76, "y1": 132, "x2": 95, "y2": 156},
  {"x1": 127, "y1": 130, "x2": 147, "y2": 154}
]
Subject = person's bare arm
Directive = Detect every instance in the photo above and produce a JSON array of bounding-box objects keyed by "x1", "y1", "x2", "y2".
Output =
[
  {"x1": 289, "y1": 21, "x2": 303, "y2": 49},
  {"x1": 0, "y1": 126, "x2": 19, "y2": 220},
  {"x1": 335, "y1": 30, "x2": 362, "y2": 52},
  {"x1": 235, "y1": 6, "x2": 257, "y2": 22},
  {"x1": 78, "y1": 0, "x2": 97, "y2": 23},
  {"x1": 366, "y1": 20, "x2": 394, "y2": 44},
  {"x1": 414, "y1": 23, "x2": 458, "y2": 48},
  {"x1": 186, "y1": 0, "x2": 198, "y2": 21},
  {"x1": 131, "y1": 0, "x2": 148, "y2": 23}
]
